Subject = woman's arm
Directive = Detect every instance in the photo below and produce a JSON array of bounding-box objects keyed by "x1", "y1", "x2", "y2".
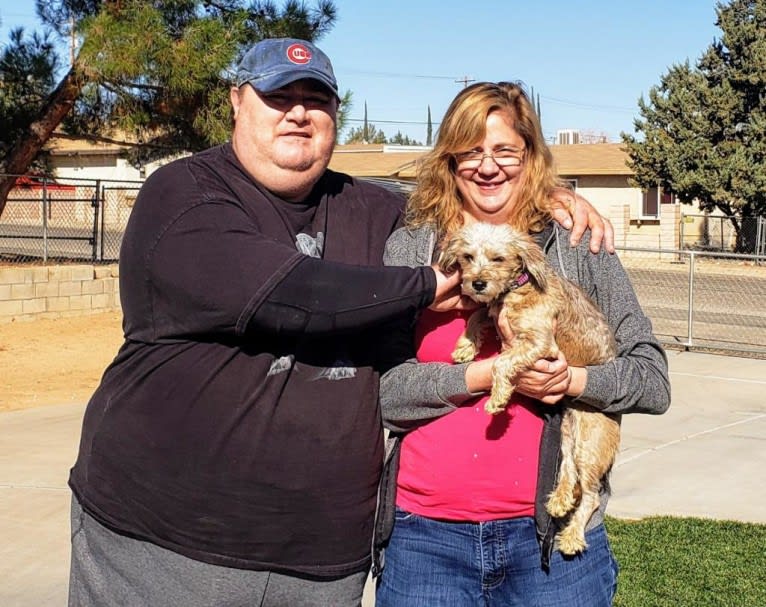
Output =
[
  {"x1": 574, "y1": 246, "x2": 670, "y2": 415},
  {"x1": 508, "y1": 234, "x2": 670, "y2": 414},
  {"x1": 379, "y1": 226, "x2": 484, "y2": 432}
]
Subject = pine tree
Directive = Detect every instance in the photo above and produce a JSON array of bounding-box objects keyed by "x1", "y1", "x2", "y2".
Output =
[
  {"x1": 622, "y1": 0, "x2": 766, "y2": 249},
  {"x1": 0, "y1": 0, "x2": 338, "y2": 216},
  {"x1": 345, "y1": 122, "x2": 387, "y2": 144},
  {"x1": 389, "y1": 131, "x2": 422, "y2": 146}
]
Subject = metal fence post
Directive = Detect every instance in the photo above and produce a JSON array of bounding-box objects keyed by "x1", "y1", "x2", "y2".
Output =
[
  {"x1": 718, "y1": 216, "x2": 724, "y2": 252},
  {"x1": 91, "y1": 180, "x2": 101, "y2": 261},
  {"x1": 679, "y1": 217, "x2": 685, "y2": 246},
  {"x1": 686, "y1": 251, "x2": 696, "y2": 348},
  {"x1": 42, "y1": 183, "x2": 49, "y2": 263},
  {"x1": 99, "y1": 183, "x2": 106, "y2": 261}
]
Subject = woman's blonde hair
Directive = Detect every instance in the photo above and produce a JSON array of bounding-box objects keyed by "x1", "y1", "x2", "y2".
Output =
[{"x1": 406, "y1": 81, "x2": 563, "y2": 235}]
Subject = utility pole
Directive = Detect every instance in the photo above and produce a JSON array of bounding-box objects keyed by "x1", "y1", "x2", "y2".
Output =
[
  {"x1": 426, "y1": 105, "x2": 433, "y2": 146},
  {"x1": 536, "y1": 92, "x2": 541, "y2": 122},
  {"x1": 455, "y1": 75, "x2": 475, "y2": 88}
]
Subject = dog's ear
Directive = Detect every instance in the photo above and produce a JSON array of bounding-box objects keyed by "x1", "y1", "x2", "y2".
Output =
[
  {"x1": 438, "y1": 232, "x2": 461, "y2": 271},
  {"x1": 519, "y1": 236, "x2": 549, "y2": 292}
]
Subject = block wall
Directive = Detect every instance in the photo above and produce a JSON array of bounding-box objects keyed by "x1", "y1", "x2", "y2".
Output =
[{"x1": 0, "y1": 264, "x2": 120, "y2": 324}]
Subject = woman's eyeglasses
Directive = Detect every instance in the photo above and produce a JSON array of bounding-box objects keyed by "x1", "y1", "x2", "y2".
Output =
[{"x1": 454, "y1": 148, "x2": 525, "y2": 169}]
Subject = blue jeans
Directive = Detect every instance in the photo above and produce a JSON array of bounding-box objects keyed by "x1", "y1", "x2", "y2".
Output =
[{"x1": 376, "y1": 508, "x2": 618, "y2": 607}]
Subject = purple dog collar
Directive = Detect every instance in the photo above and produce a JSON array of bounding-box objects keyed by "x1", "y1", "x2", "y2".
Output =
[{"x1": 509, "y1": 271, "x2": 530, "y2": 290}]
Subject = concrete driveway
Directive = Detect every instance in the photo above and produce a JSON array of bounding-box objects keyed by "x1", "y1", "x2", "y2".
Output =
[{"x1": 2, "y1": 349, "x2": 765, "y2": 606}]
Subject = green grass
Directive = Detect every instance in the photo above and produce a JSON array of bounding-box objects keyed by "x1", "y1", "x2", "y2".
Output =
[{"x1": 607, "y1": 516, "x2": 766, "y2": 607}]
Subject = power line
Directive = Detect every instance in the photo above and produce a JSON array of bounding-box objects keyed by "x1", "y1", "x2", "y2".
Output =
[
  {"x1": 345, "y1": 118, "x2": 441, "y2": 127},
  {"x1": 541, "y1": 95, "x2": 636, "y2": 113},
  {"x1": 340, "y1": 68, "x2": 458, "y2": 81},
  {"x1": 340, "y1": 68, "x2": 634, "y2": 114}
]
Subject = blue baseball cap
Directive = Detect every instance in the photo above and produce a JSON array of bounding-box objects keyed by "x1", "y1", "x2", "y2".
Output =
[{"x1": 236, "y1": 38, "x2": 339, "y2": 98}]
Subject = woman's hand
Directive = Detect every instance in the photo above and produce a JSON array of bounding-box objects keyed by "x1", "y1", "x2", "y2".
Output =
[
  {"x1": 514, "y1": 352, "x2": 570, "y2": 404},
  {"x1": 513, "y1": 351, "x2": 585, "y2": 404},
  {"x1": 492, "y1": 316, "x2": 585, "y2": 403},
  {"x1": 550, "y1": 188, "x2": 615, "y2": 254},
  {"x1": 465, "y1": 352, "x2": 585, "y2": 404}
]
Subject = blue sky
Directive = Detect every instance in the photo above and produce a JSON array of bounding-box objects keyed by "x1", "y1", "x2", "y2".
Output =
[{"x1": 0, "y1": 1, "x2": 722, "y2": 144}]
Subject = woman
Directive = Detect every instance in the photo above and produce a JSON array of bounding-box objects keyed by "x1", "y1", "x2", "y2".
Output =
[{"x1": 374, "y1": 82, "x2": 670, "y2": 606}]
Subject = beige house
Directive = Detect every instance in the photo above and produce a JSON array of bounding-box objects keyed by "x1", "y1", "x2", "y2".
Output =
[
  {"x1": 46, "y1": 135, "x2": 167, "y2": 182},
  {"x1": 328, "y1": 143, "x2": 680, "y2": 249},
  {"x1": 42, "y1": 137, "x2": 686, "y2": 250}
]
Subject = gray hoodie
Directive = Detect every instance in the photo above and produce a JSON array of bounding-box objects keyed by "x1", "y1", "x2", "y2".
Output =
[{"x1": 373, "y1": 221, "x2": 670, "y2": 574}]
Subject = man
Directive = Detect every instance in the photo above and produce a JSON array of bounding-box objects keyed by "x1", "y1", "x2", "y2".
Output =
[{"x1": 68, "y1": 37, "x2": 612, "y2": 606}]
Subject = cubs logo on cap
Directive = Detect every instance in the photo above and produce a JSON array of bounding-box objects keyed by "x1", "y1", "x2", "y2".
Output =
[
  {"x1": 236, "y1": 37, "x2": 338, "y2": 98},
  {"x1": 286, "y1": 43, "x2": 311, "y2": 65}
]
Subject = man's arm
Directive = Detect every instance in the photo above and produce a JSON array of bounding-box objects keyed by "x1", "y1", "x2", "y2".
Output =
[
  {"x1": 140, "y1": 200, "x2": 460, "y2": 340},
  {"x1": 248, "y1": 258, "x2": 461, "y2": 336},
  {"x1": 549, "y1": 188, "x2": 615, "y2": 254}
]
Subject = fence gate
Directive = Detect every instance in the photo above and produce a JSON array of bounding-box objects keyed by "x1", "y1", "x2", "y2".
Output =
[
  {"x1": 97, "y1": 184, "x2": 142, "y2": 261},
  {"x1": 0, "y1": 175, "x2": 142, "y2": 263}
]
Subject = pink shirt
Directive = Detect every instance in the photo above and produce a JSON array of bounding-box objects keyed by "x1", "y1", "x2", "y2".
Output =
[{"x1": 396, "y1": 309, "x2": 544, "y2": 521}]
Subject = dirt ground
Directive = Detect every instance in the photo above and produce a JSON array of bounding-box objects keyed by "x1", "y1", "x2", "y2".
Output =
[
  {"x1": 0, "y1": 311, "x2": 124, "y2": 412},
  {"x1": 1, "y1": 254, "x2": 764, "y2": 413}
]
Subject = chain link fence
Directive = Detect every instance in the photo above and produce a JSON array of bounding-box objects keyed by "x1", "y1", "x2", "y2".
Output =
[
  {"x1": 0, "y1": 174, "x2": 142, "y2": 263},
  {"x1": 2, "y1": 174, "x2": 766, "y2": 357},
  {"x1": 680, "y1": 213, "x2": 766, "y2": 256},
  {"x1": 620, "y1": 247, "x2": 766, "y2": 357}
]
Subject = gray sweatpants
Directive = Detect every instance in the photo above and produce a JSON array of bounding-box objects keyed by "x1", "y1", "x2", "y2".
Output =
[{"x1": 68, "y1": 495, "x2": 367, "y2": 606}]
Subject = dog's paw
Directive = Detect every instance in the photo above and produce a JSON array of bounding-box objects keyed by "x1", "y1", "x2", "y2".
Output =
[
  {"x1": 484, "y1": 396, "x2": 508, "y2": 415},
  {"x1": 452, "y1": 339, "x2": 478, "y2": 363},
  {"x1": 483, "y1": 382, "x2": 515, "y2": 415},
  {"x1": 546, "y1": 491, "x2": 576, "y2": 518},
  {"x1": 557, "y1": 526, "x2": 588, "y2": 556}
]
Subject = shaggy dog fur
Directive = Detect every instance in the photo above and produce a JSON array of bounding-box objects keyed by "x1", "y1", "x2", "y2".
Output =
[{"x1": 440, "y1": 222, "x2": 621, "y2": 555}]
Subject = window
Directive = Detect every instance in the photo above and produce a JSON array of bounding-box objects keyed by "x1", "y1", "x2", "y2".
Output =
[{"x1": 642, "y1": 186, "x2": 674, "y2": 217}]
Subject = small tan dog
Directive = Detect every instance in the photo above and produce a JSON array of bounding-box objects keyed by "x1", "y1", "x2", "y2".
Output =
[{"x1": 439, "y1": 222, "x2": 621, "y2": 555}]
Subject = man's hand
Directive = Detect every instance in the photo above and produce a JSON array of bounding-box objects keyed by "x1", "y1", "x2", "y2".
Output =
[
  {"x1": 550, "y1": 188, "x2": 615, "y2": 254},
  {"x1": 430, "y1": 265, "x2": 477, "y2": 312}
]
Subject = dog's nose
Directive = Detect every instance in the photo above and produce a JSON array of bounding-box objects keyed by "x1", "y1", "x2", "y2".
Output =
[{"x1": 472, "y1": 280, "x2": 487, "y2": 292}]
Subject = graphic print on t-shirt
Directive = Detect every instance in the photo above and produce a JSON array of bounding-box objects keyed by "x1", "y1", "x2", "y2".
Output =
[
  {"x1": 296, "y1": 232, "x2": 324, "y2": 258},
  {"x1": 267, "y1": 356, "x2": 293, "y2": 377},
  {"x1": 265, "y1": 230, "x2": 356, "y2": 381}
]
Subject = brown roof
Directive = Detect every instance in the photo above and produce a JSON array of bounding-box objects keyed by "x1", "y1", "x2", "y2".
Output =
[
  {"x1": 45, "y1": 136, "x2": 633, "y2": 177},
  {"x1": 46, "y1": 134, "x2": 129, "y2": 156},
  {"x1": 329, "y1": 142, "x2": 632, "y2": 179},
  {"x1": 328, "y1": 144, "x2": 424, "y2": 179},
  {"x1": 550, "y1": 143, "x2": 632, "y2": 176}
]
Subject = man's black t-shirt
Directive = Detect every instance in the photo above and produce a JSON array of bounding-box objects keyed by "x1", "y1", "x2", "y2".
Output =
[{"x1": 68, "y1": 144, "x2": 435, "y2": 577}]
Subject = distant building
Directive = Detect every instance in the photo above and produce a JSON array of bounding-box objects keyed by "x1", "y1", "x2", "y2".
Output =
[
  {"x1": 44, "y1": 134, "x2": 178, "y2": 182},
  {"x1": 328, "y1": 142, "x2": 680, "y2": 250},
  {"x1": 38, "y1": 138, "x2": 687, "y2": 250},
  {"x1": 556, "y1": 129, "x2": 581, "y2": 145}
]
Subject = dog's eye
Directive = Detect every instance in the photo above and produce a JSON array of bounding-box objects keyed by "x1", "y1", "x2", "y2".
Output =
[
  {"x1": 462, "y1": 254, "x2": 474, "y2": 263},
  {"x1": 492, "y1": 256, "x2": 505, "y2": 263}
]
